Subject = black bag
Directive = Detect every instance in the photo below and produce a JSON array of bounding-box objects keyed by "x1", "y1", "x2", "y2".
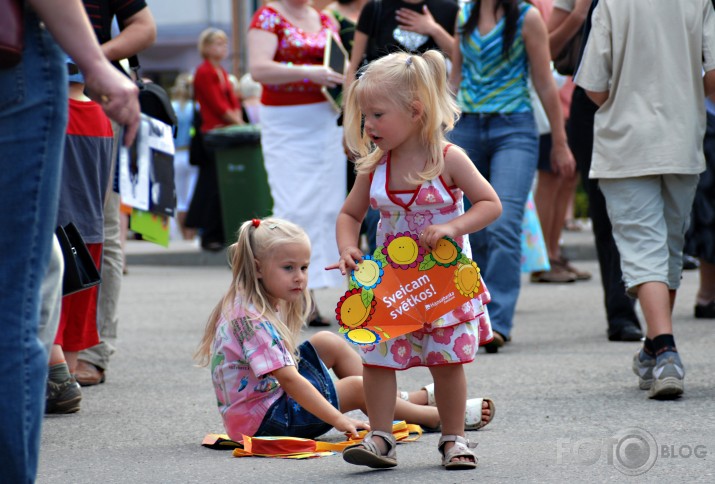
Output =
[
  {"x1": 0, "y1": 0, "x2": 23, "y2": 69},
  {"x1": 189, "y1": 105, "x2": 215, "y2": 167},
  {"x1": 55, "y1": 223, "x2": 101, "y2": 296},
  {"x1": 128, "y1": 55, "x2": 178, "y2": 137},
  {"x1": 189, "y1": 105, "x2": 209, "y2": 166},
  {"x1": 553, "y1": 28, "x2": 583, "y2": 76}
]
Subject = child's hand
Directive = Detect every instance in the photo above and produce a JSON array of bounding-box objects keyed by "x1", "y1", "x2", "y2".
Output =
[
  {"x1": 325, "y1": 246, "x2": 363, "y2": 275},
  {"x1": 335, "y1": 414, "x2": 370, "y2": 439},
  {"x1": 418, "y1": 224, "x2": 456, "y2": 251}
]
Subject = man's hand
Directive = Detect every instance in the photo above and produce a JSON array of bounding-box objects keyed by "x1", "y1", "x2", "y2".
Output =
[{"x1": 84, "y1": 62, "x2": 140, "y2": 146}]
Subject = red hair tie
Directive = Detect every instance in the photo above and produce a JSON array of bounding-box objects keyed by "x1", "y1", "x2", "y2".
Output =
[{"x1": 251, "y1": 218, "x2": 261, "y2": 228}]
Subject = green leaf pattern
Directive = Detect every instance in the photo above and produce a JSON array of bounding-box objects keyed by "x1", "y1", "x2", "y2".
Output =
[
  {"x1": 419, "y1": 256, "x2": 436, "y2": 271},
  {"x1": 361, "y1": 289, "x2": 374, "y2": 307}
]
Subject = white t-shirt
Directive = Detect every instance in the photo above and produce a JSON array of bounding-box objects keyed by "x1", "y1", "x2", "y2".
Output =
[
  {"x1": 553, "y1": 0, "x2": 575, "y2": 12},
  {"x1": 574, "y1": 0, "x2": 715, "y2": 178}
]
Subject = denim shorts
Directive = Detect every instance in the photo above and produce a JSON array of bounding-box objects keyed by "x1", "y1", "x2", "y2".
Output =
[
  {"x1": 254, "y1": 341, "x2": 339, "y2": 439},
  {"x1": 536, "y1": 133, "x2": 553, "y2": 172},
  {"x1": 599, "y1": 174, "x2": 699, "y2": 296}
]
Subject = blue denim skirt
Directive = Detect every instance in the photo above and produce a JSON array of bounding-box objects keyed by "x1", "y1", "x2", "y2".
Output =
[{"x1": 254, "y1": 341, "x2": 339, "y2": 439}]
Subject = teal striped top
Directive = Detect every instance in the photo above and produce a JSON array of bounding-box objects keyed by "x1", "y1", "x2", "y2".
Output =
[{"x1": 457, "y1": 2, "x2": 532, "y2": 113}]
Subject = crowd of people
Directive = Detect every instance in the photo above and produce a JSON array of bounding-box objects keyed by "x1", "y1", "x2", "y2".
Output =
[{"x1": 2, "y1": 0, "x2": 714, "y2": 480}]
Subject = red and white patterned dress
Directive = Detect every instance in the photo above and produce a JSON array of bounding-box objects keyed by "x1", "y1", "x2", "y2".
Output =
[{"x1": 360, "y1": 148, "x2": 493, "y2": 370}]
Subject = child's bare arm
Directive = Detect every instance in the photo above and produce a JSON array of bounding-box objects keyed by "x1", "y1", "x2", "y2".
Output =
[
  {"x1": 272, "y1": 366, "x2": 368, "y2": 438},
  {"x1": 327, "y1": 174, "x2": 372, "y2": 274},
  {"x1": 420, "y1": 148, "x2": 501, "y2": 250}
]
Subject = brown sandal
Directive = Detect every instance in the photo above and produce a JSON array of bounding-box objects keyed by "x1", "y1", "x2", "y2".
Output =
[
  {"x1": 343, "y1": 430, "x2": 397, "y2": 468},
  {"x1": 438, "y1": 435, "x2": 477, "y2": 470}
]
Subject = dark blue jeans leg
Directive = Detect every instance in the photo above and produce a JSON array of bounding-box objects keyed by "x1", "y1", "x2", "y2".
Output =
[
  {"x1": 0, "y1": 11, "x2": 67, "y2": 482},
  {"x1": 451, "y1": 113, "x2": 538, "y2": 338}
]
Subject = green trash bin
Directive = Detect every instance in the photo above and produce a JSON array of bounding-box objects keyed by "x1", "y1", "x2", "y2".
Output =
[{"x1": 204, "y1": 125, "x2": 273, "y2": 243}]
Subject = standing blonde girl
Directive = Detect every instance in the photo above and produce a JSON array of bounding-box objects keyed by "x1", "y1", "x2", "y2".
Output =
[
  {"x1": 330, "y1": 50, "x2": 502, "y2": 470},
  {"x1": 195, "y1": 217, "x2": 488, "y2": 442}
]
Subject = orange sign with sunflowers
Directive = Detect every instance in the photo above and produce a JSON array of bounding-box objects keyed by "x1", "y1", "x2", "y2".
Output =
[{"x1": 335, "y1": 232, "x2": 486, "y2": 345}]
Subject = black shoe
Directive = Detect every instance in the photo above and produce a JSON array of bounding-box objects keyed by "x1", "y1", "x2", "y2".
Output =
[
  {"x1": 46, "y1": 377, "x2": 82, "y2": 414},
  {"x1": 683, "y1": 254, "x2": 700, "y2": 270},
  {"x1": 694, "y1": 301, "x2": 715, "y2": 319},
  {"x1": 607, "y1": 320, "x2": 643, "y2": 342},
  {"x1": 484, "y1": 331, "x2": 506, "y2": 354}
]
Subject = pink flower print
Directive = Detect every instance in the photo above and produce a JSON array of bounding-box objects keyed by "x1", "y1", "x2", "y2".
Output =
[
  {"x1": 426, "y1": 351, "x2": 449, "y2": 365},
  {"x1": 405, "y1": 211, "x2": 433, "y2": 233},
  {"x1": 390, "y1": 339, "x2": 412, "y2": 365},
  {"x1": 370, "y1": 197, "x2": 379, "y2": 209},
  {"x1": 452, "y1": 302, "x2": 476, "y2": 322},
  {"x1": 431, "y1": 326, "x2": 455, "y2": 345},
  {"x1": 439, "y1": 205, "x2": 457, "y2": 215},
  {"x1": 415, "y1": 186, "x2": 444, "y2": 206},
  {"x1": 453, "y1": 333, "x2": 477, "y2": 360}
]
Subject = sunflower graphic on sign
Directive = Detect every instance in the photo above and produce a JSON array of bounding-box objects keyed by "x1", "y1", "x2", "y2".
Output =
[{"x1": 335, "y1": 232, "x2": 487, "y2": 345}]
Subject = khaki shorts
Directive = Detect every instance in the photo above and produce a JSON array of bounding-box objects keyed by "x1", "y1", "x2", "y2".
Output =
[{"x1": 599, "y1": 174, "x2": 699, "y2": 296}]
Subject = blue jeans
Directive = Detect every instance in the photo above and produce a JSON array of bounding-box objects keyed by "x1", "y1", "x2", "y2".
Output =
[
  {"x1": 0, "y1": 10, "x2": 67, "y2": 482},
  {"x1": 254, "y1": 341, "x2": 339, "y2": 439},
  {"x1": 449, "y1": 112, "x2": 538, "y2": 338}
]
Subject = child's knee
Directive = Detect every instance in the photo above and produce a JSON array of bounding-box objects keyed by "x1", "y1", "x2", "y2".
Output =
[{"x1": 311, "y1": 330, "x2": 349, "y2": 348}]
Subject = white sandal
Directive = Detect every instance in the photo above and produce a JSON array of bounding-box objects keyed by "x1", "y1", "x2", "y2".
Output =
[
  {"x1": 422, "y1": 383, "x2": 438, "y2": 406},
  {"x1": 438, "y1": 434, "x2": 478, "y2": 470},
  {"x1": 422, "y1": 383, "x2": 495, "y2": 430},
  {"x1": 343, "y1": 430, "x2": 397, "y2": 468},
  {"x1": 465, "y1": 397, "x2": 495, "y2": 430}
]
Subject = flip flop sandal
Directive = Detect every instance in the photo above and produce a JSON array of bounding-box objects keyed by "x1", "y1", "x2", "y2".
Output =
[
  {"x1": 438, "y1": 435, "x2": 478, "y2": 470},
  {"x1": 342, "y1": 430, "x2": 397, "y2": 468}
]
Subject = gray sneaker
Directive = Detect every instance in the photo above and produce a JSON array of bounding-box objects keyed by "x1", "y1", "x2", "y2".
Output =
[
  {"x1": 632, "y1": 349, "x2": 656, "y2": 390},
  {"x1": 648, "y1": 351, "x2": 684, "y2": 399},
  {"x1": 45, "y1": 377, "x2": 82, "y2": 414}
]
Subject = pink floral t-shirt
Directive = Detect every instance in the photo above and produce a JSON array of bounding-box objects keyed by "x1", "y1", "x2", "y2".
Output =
[{"x1": 210, "y1": 296, "x2": 295, "y2": 439}]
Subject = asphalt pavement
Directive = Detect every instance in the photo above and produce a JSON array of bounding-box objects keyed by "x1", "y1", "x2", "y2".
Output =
[{"x1": 37, "y1": 229, "x2": 715, "y2": 483}]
